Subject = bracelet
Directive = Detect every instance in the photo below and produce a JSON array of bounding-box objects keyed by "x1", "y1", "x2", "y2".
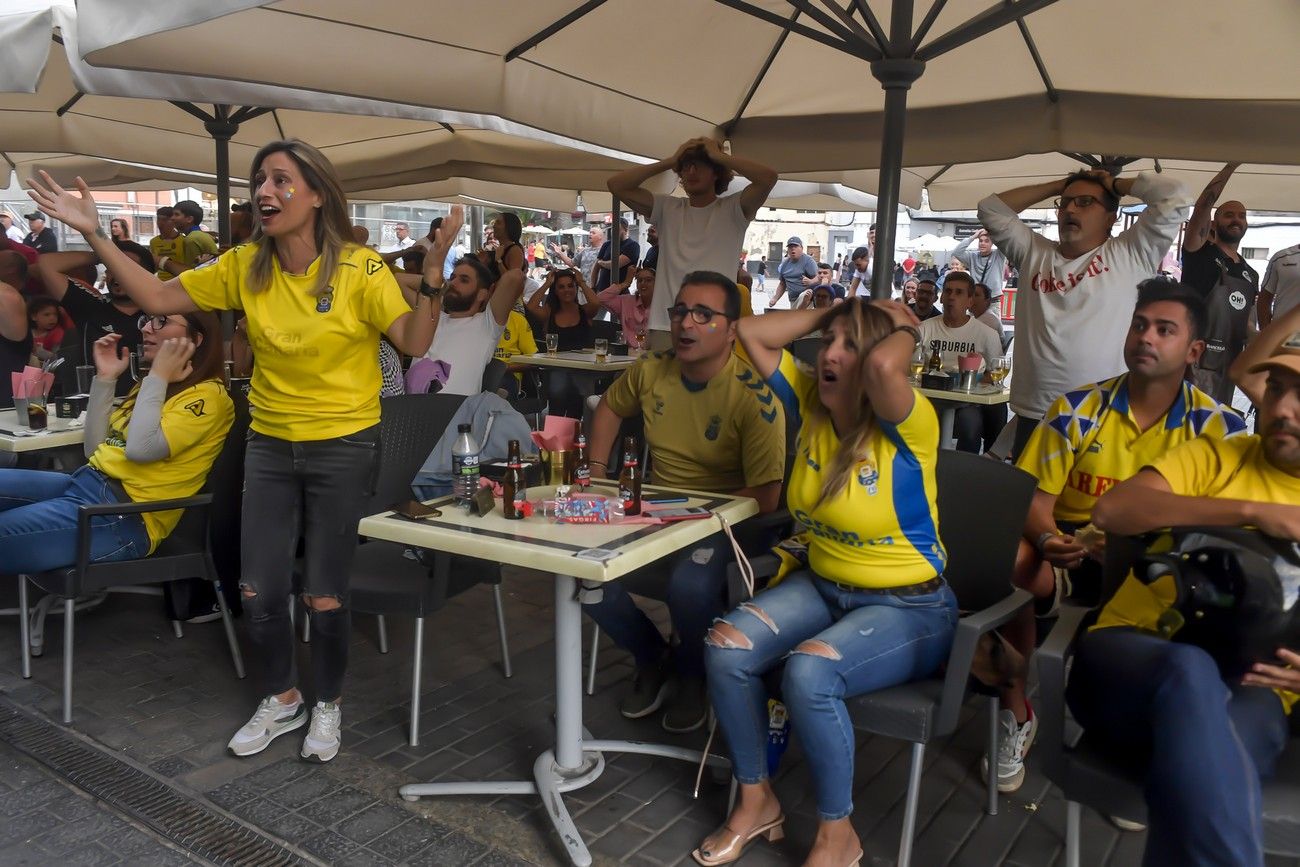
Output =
[
  {"x1": 418, "y1": 279, "x2": 443, "y2": 299},
  {"x1": 892, "y1": 325, "x2": 921, "y2": 344},
  {"x1": 1035, "y1": 531, "x2": 1058, "y2": 555},
  {"x1": 157, "y1": 255, "x2": 170, "y2": 272}
]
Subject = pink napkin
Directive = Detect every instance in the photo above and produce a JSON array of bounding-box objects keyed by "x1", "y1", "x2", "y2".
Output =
[
  {"x1": 530, "y1": 415, "x2": 577, "y2": 452},
  {"x1": 958, "y1": 353, "x2": 983, "y2": 373},
  {"x1": 12, "y1": 366, "x2": 52, "y2": 399}
]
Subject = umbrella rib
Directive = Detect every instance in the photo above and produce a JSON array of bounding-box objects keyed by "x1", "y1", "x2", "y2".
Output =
[
  {"x1": 712, "y1": 0, "x2": 862, "y2": 56},
  {"x1": 170, "y1": 101, "x2": 217, "y2": 124},
  {"x1": 723, "y1": 7, "x2": 802, "y2": 137},
  {"x1": 909, "y1": 0, "x2": 949, "y2": 50},
  {"x1": 272, "y1": 109, "x2": 286, "y2": 139},
  {"x1": 915, "y1": 0, "x2": 1060, "y2": 62},
  {"x1": 850, "y1": 0, "x2": 891, "y2": 52},
  {"x1": 924, "y1": 164, "x2": 953, "y2": 186},
  {"x1": 1015, "y1": 18, "x2": 1058, "y2": 102},
  {"x1": 785, "y1": 0, "x2": 869, "y2": 48},
  {"x1": 504, "y1": 0, "x2": 612, "y2": 62},
  {"x1": 55, "y1": 91, "x2": 85, "y2": 118}
]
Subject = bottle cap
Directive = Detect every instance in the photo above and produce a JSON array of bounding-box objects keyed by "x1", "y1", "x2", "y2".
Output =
[{"x1": 458, "y1": 423, "x2": 471, "y2": 433}]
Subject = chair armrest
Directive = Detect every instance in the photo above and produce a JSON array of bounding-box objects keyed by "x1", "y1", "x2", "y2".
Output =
[
  {"x1": 74, "y1": 494, "x2": 213, "y2": 574},
  {"x1": 1034, "y1": 603, "x2": 1092, "y2": 779},
  {"x1": 725, "y1": 553, "x2": 781, "y2": 608},
  {"x1": 934, "y1": 588, "x2": 1033, "y2": 734}
]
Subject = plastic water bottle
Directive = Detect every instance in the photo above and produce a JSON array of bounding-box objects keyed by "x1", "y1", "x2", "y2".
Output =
[{"x1": 451, "y1": 423, "x2": 481, "y2": 505}]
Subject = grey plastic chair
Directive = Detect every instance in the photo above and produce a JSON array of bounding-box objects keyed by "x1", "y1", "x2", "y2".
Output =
[
  {"x1": 348, "y1": 393, "x2": 512, "y2": 747},
  {"x1": 1035, "y1": 532, "x2": 1300, "y2": 866}
]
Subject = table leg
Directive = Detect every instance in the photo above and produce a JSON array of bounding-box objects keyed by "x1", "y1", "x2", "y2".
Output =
[
  {"x1": 938, "y1": 405, "x2": 956, "y2": 450},
  {"x1": 399, "y1": 572, "x2": 729, "y2": 867}
]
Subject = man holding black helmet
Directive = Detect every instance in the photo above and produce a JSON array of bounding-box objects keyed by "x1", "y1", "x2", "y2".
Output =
[{"x1": 1076, "y1": 303, "x2": 1300, "y2": 866}]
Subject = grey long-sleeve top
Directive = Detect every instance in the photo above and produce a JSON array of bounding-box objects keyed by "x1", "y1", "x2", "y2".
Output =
[{"x1": 83, "y1": 374, "x2": 172, "y2": 463}]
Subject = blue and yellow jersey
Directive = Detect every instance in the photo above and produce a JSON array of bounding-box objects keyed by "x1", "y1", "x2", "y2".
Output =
[
  {"x1": 1017, "y1": 374, "x2": 1247, "y2": 524},
  {"x1": 1094, "y1": 435, "x2": 1300, "y2": 712},
  {"x1": 494, "y1": 310, "x2": 539, "y2": 381},
  {"x1": 766, "y1": 351, "x2": 945, "y2": 588},
  {"x1": 602, "y1": 350, "x2": 785, "y2": 493}
]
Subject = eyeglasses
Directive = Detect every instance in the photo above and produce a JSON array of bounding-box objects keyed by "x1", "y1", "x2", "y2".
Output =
[
  {"x1": 667, "y1": 304, "x2": 729, "y2": 325},
  {"x1": 137, "y1": 314, "x2": 179, "y2": 331},
  {"x1": 1053, "y1": 194, "x2": 1102, "y2": 210}
]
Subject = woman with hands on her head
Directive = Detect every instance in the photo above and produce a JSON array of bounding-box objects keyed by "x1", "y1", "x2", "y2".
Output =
[
  {"x1": 693, "y1": 298, "x2": 957, "y2": 867},
  {"x1": 29, "y1": 138, "x2": 443, "y2": 765},
  {"x1": 0, "y1": 309, "x2": 232, "y2": 574}
]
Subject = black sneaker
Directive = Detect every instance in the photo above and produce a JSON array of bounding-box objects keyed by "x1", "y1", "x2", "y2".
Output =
[
  {"x1": 619, "y1": 662, "x2": 672, "y2": 719},
  {"x1": 662, "y1": 676, "x2": 709, "y2": 733}
]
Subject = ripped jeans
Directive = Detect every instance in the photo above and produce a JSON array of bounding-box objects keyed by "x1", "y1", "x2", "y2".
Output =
[
  {"x1": 583, "y1": 531, "x2": 732, "y2": 679},
  {"x1": 705, "y1": 569, "x2": 957, "y2": 820}
]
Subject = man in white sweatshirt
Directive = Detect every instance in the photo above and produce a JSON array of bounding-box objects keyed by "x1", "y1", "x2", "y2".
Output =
[
  {"x1": 979, "y1": 169, "x2": 1192, "y2": 458},
  {"x1": 920, "y1": 271, "x2": 1005, "y2": 452}
]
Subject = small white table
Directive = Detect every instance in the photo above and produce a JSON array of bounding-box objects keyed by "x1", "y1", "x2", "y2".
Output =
[
  {"x1": 0, "y1": 409, "x2": 86, "y2": 453},
  {"x1": 918, "y1": 385, "x2": 1011, "y2": 450},
  {"x1": 357, "y1": 481, "x2": 758, "y2": 867}
]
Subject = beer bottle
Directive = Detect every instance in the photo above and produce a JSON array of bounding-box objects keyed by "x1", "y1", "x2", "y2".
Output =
[
  {"x1": 618, "y1": 435, "x2": 642, "y2": 516},
  {"x1": 502, "y1": 439, "x2": 526, "y2": 520},
  {"x1": 572, "y1": 420, "x2": 590, "y2": 489},
  {"x1": 927, "y1": 344, "x2": 944, "y2": 373}
]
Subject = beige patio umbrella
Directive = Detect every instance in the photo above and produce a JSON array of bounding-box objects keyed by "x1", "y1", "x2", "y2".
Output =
[{"x1": 78, "y1": 0, "x2": 1300, "y2": 296}]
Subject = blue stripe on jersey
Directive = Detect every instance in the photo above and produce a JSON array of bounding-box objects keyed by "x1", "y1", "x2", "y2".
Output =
[
  {"x1": 766, "y1": 367, "x2": 802, "y2": 433},
  {"x1": 879, "y1": 419, "x2": 947, "y2": 576}
]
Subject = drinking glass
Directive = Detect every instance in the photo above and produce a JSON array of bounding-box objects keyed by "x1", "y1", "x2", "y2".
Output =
[
  {"x1": 129, "y1": 348, "x2": 151, "y2": 383},
  {"x1": 75, "y1": 364, "x2": 96, "y2": 395},
  {"x1": 990, "y1": 355, "x2": 1012, "y2": 389},
  {"x1": 545, "y1": 333, "x2": 559, "y2": 356},
  {"x1": 908, "y1": 346, "x2": 927, "y2": 384},
  {"x1": 594, "y1": 338, "x2": 609, "y2": 363},
  {"x1": 25, "y1": 393, "x2": 48, "y2": 431}
]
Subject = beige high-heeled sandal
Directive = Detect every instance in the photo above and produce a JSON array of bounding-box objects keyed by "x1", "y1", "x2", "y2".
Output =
[{"x1": 691, "y1": 815, "x2": 785, "y2": 866}]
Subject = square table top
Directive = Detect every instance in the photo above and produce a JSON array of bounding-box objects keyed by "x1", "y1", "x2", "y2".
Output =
[
  {"x1": 919, "y1": 385, "x2": 1011, "y2": 406},
  {"x1": 0, "y1": 409, "x2": 86, "y2": 453},
  {"x1": 357, "y1": 480, "x2": 758, "y2": 582},
  {"x1": 514, "y1": 351, "x2": 638, "y2": 373}
]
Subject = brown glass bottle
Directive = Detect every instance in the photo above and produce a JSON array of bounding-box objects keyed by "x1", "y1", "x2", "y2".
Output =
[
  {"x1": 618, "y1": 435, "x2": 642, "y2": 516},
  {"x1": 502, "y1": 439, "x2": 526, "y2": 520},
  {"x1": 572, "y1": 420, "x2": 590, "y2": 489},
  {"x1": 927, "y1": 345, "x2": 944, "y2": 373}
]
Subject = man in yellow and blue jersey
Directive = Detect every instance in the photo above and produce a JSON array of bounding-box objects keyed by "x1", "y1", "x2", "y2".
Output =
[{"x1": 991, "y1": 279, "x2": 1246, "y2": 794}]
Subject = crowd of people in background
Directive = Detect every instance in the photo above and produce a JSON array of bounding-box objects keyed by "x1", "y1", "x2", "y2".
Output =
[{"x1": 2, "y1": 139, "x2": 1299, "y2": 867}]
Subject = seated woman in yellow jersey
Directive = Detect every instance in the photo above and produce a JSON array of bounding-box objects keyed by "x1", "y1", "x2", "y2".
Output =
[
  {"x1": 1070, "y1": 314, "x2": 1300, "y2": 867},
  {"x1": 492, "y1": 308, "x2": 538, "y2": 399},
  {"x1": 29, "y1": 140, "x2": 445, "y2": 766},
  {"x1": 992, "y1": 279, "x2": 1246, "y2": 798},
  {"x1": 0, "y1": 311, "x2": 231, "y2": 573},
  {"x1": 696, "y1": 298, "x2": 957, "y2": 867}
]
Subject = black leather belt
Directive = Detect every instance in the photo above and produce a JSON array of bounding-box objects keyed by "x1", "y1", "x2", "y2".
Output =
[
  {"x1": 88, "y1": 466, "x2": 132, "y2": 505},
  {"x1": 830, "y1": 576, "x2": 945, "y2": 597}
]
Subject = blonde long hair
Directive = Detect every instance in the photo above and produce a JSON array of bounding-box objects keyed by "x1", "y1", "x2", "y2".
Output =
[
  {"x1": 245, "y1": 139, "x2": 355, "y2": 297},
  {"x1": 806, "y1": 299, "x2": 896, "y2": 508}
]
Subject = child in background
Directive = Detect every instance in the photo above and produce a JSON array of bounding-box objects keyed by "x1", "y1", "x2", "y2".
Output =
[{"x1": 27, "y1": 295, "x2": 64, "y2": 361}]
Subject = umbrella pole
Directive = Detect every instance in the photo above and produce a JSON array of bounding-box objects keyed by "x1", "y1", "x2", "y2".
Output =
[
  {"x1": 205, "y1": 112, "x2": 238, "y2": 248},
  {"x1": 867, "y1": 55, "x2": 923, "y2": 300}
]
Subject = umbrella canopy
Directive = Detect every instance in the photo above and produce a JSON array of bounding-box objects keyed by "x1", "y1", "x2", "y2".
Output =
[
  {"x1": 77, "y1": 0, "x2": 1300, "y2": 297},
  {"x1": 521, "y1": 225, "x2": 555, "y2": 234}
]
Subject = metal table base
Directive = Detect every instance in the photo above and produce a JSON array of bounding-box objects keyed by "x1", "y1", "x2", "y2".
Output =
[{"x1": 399, "y1": 573, "x2": 728, "y2": 866}]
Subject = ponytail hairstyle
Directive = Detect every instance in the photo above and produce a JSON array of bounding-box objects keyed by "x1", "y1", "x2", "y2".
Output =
[{"x1": 245, "y1": 139, "x2": 356, "y2": 297}]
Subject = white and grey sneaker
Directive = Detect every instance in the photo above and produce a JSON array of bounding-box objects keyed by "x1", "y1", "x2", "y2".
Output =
[
  {"x1": 301, "y1": 701, "x2": 342, "y2": 763},
  {"x1": 227, "y1": 696, "x2": 306, "y2": 757},
  {"x1": 981, "y1": 708, "x2": 1038, "y2": 793}
]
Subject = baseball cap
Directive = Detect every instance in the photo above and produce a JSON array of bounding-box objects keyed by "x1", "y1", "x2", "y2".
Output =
[
  {"x1": 1248, "y1": 331, "x2": 1300, "y2": 377},
  {"x1": 786, "y1": 236, "x2": 803, "y2": 247},
  {"x1": 24, "y1": 212, "x2": 44, "y2": 221}
]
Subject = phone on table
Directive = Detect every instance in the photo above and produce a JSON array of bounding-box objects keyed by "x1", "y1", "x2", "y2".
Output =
[
  {"x1": 390, "y1": 500, "x2": 442, "y2": 520},
  {"x1": 651, "y1": 507, "x2": 712, "y2": 522}
]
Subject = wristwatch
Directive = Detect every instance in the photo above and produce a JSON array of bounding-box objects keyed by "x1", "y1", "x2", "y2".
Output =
[{"x1": 418, "y1": 280, "x2": 443, "y2": 300}]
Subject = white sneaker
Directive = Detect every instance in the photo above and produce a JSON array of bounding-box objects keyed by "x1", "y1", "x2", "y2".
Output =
[
  {"x1": 981, "y1": 708, "x2": 1038, "y2": 793},
  {"x1": 227, "y1": 696, "x2": 306, "y2": 757},
  {"x1": 301, "y1": 701, "x2": 342, "y2": 763},
  {"x1": 1109, "y1": 815, "x2": 1147, "y2": 832}
]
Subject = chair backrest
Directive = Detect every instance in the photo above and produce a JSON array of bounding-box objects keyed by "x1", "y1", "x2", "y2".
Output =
[
  {"x1": 789, "y1": 337, "x2": 821, "y2": 366},
  {"x1": 935, "y1": 451, "x2": 1036, "y2": 612},
  {"x1": 481, "y1": 358, "x2": 507, "y2": 394},
  {"x1": 371, "y1": 393, "x2": 466, "y2": 511}
]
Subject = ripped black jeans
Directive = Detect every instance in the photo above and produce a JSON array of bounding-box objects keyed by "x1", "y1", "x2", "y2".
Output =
[{"x1": 240, "y1": 425, "x2": 380, "y2": 702}]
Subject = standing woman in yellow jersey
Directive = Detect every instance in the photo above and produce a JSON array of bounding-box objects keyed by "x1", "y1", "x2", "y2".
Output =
[
  {"x1": 29, "y1": 140, "x2": 449, "y2": 764},
  {"x1": 693, "y1": 299, "x2": 958, "y2": 867}
]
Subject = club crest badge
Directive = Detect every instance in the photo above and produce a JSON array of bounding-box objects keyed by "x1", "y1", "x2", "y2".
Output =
[
  {"x1": 857, "y1": 461, "x2": 879, "y2": 495},
  {"x1": 316, "y1": 292, "x2": 334, "y2": 314}
]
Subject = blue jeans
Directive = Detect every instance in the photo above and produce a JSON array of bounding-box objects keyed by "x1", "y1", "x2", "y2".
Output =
[
  {"x1": 706, "y1": 570, "x2": 958, "y2": 819},
  {"x1": 0, "y1": 465, "x2": 150, "y2": 573},
  {"x1": 1067, "y1": 628, "x2": 1290, "y2": 867},
  {"x1": 583, "y1": 531, "x2": 732, "y2": 679}
]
